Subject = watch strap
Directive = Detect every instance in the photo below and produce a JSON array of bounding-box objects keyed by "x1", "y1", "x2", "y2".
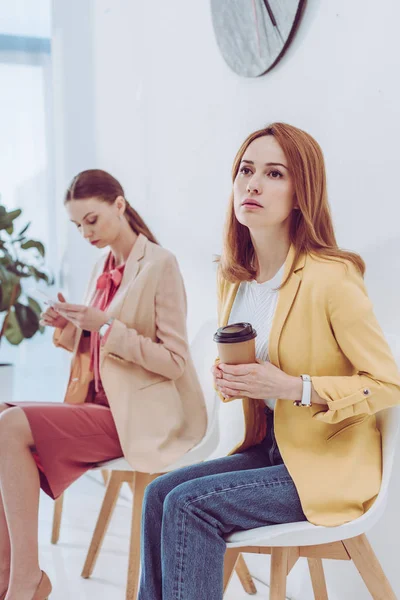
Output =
[
  {"x1": 293, "y1": 374, "x2": 312, "y2": 407},
  {"x1": 99, "y1": 317, "x2": 114, "y2": 338}
]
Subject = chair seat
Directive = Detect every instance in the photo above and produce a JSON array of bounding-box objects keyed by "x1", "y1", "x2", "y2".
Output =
[
  {"x1": 225, "y1": 499, "x2": 386, "y2": 548},
  {"x1": 227, "y1": 405, "x2": 400, "y2": 551}
]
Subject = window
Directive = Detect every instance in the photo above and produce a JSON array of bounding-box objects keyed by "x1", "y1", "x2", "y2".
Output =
[{"x1": 0, "y1": 2, "x2": 69, "y2": 401}]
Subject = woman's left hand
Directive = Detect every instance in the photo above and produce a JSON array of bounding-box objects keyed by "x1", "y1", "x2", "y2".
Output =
[
  {"x1": 53, "y1": 302, "x2": 109, "y2": 332},
  {"x1": 216, "y1": 360, "x2": 303, "y2": 401}
]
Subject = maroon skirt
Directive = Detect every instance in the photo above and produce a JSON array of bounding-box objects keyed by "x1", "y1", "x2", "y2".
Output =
[{"x1": 6, "y1": 397, "x2": 124, "y2": 499}]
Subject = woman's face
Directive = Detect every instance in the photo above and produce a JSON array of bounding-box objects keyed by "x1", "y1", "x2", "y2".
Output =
[
  {"x1": 66, "y1": 196, "x2": 124, "y2": 248},
  {"x1": 233, "y1": 135, "x2": 296, "y2": 232}
]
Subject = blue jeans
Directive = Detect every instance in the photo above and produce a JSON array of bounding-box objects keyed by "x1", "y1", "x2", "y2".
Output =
[{"x1": 138, "y1": 408, "x2": 306, "y2": 600}]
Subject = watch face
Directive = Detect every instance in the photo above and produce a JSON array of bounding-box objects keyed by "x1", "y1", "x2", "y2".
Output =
[{"x1": 211, "y1": 0, "x2": 306, "y2": 77}]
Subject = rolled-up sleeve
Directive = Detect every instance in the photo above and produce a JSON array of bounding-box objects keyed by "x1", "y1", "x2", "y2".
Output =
[
  {"x1": 312, "y1": 265, "x2": 400, "y2": 424},
  {"x1": 53, "y1": 322, "x2": 78, "y2": 352}
]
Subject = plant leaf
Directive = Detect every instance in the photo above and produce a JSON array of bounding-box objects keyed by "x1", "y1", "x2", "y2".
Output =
[
  {"x1": 0, "y1": 209, "x2": 21, "y2": 231},
  {"x1": 0, "y1": 273, "x2": 21, "y2": 312},
  {"x1": 29, "y1": 266, "x2": 51, "y2": 284},
  {"x1": 27, "y1": 296, "x2": 42, "y2": 316},
  {"x1": 14, "y1": 302, "x2": 39, "y2": 339},
  {"x1": 4, "y1": 310, "x2": 24, "y2": 345},
  {"x1": 20, "y1": 240, "x2": 45, "y2": 258}
]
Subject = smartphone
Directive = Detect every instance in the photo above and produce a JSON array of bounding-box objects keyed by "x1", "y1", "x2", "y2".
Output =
[{"x1": 32, "y1": 289, "x2": 58, "y2": 307}]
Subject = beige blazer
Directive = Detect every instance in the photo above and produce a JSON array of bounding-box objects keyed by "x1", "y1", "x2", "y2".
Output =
[
  {"x1": 217, "y1": 245, "x2": 400, "y2": 526},
  {"x1": 54, "y1": 234, "x2": 207, "y2": 472}
]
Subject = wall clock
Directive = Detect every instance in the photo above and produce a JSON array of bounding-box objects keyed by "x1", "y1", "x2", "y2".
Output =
[{"x1": 211, "y1": 0, "x2": 306, "y2": 77}]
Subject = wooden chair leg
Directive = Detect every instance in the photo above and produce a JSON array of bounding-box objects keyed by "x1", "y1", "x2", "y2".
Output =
[
  {"x1": 224, "y1": 548, "x2": 240, "y2": 592},
  {"x1": 101, "y1": 469, "x2": 109, "y2": 485},
  {"x1": 235, "y1": 553, "x2": 257, "y2": 595},
  {"x1": 270, "y1": 547, "x2": 289, "y2": 600},
  {"x1": 308, "y1": 558, "x2": 329, "y2": 600},
  {"x1": 81, "y1": 471, "x2": 129, "y2": 578},
  {"x1": 126, "y1": 472, "x2": 153, "y2": 600},
  {"x1": 51, "y1": 494, "x2": 64, "y2": 544},
  {"x1": 343, "y1": 534, "x2": 397, "y2": 600}
]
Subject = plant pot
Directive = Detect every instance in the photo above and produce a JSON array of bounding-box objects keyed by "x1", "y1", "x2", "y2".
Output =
[{"x1": 0, "y1": 363, "x2": 14, "y2": 403}]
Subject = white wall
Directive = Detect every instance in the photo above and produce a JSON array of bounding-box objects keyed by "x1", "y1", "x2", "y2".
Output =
[
  {"x1": 52, "y1": 1, "x2": 400, "y2": 597},
  {"x1": 0, "y1": 0, "x2": 51, "y2": 37}
]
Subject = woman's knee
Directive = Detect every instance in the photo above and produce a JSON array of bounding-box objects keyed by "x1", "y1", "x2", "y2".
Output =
[
  {"x1": 162, "y1": 480, "x2": 195, "y2": 517},
  {"x1": 0, "y1": 407, "x2": 34, "y2": 448},
  {"x1": 143, "y1": 472, "x2": 181, "y2": 509}
]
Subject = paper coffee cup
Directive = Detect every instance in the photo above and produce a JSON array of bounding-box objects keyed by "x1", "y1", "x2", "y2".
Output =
[{"x1": 213, "y1": 322, "x2": 257, "y2": 365}]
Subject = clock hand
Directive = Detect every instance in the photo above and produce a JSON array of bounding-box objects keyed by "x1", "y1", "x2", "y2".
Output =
[
  {"x1": 263, "y1": 0, "x2": 285, "y2": 44},
  {"x1": 252, "y1": 0, "x2": 262, "y2": 57}
]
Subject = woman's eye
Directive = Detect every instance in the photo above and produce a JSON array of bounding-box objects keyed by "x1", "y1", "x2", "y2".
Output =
[
  {"x1": 239, "y1": 167, "x2": 252, "y2": 175},
  {"x1": 268, "y1": 170, "x2": 282, "y2": 179},
  {"x1": 87, "y1": 218, "x2": 98, "y2": 225}
]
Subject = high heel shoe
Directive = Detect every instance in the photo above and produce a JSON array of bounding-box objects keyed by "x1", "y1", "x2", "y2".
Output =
[{"x1": 32, "y1": 571, "x2": 52, "y2": 599}]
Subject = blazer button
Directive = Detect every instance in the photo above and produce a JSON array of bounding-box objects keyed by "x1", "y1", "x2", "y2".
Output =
[{"x1": 363, "y1": 388, "x2": 370, "y2": 395}]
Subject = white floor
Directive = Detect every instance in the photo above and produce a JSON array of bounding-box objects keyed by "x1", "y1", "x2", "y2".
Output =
[{"x1": 38, "y1": 473, "x2": 275, "y2": 600}]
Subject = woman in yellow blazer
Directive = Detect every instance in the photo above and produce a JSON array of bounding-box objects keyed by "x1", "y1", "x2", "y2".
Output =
[
  {"x1": 0, "y1": 169, "x2": 207, "y2": 600},
  {"x1": 138, "y1": 123, "x2": 400, "y2": 600}
]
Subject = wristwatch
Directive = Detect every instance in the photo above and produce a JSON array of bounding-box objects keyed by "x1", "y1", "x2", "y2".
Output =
[
  {"x1": 293, "y1": 374, "x2": 312, "y2": 407},
  {"x1": 99, "y1": 317, "x2": 114, "y2": 338}
]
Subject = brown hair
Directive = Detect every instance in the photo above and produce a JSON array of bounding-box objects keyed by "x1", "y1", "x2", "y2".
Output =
[
  {"x1": 65, "y1": 169, "x2": 159, "y2": 244},
  {"x1": 220, "y1": 122, "x2": 365, "y2": 284}
]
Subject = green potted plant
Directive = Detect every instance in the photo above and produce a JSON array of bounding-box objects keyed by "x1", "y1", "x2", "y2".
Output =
[{"x1": 0, "y1": 203, "x2": 53, "y2": 401}]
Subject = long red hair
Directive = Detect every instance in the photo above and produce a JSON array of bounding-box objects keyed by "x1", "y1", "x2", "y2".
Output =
[{"x1": 220, "y1": 123, "x2": 364, "y2": 284}]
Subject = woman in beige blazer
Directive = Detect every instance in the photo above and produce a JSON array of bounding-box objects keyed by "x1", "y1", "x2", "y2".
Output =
[
  {"x1": 0, "y1": 169, "x2": 207, "y2": 600},
  {"x1": 138, "y1": 123, "x2": 400, "y2": 600}
]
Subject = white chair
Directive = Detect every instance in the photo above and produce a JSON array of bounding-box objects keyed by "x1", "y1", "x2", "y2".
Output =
[
  {"x1": 223, "y1": 405, "x2": 400, "y2": 600},
  {"x1": 52, "y1": 319, "x2": 220, "y2": 600}
]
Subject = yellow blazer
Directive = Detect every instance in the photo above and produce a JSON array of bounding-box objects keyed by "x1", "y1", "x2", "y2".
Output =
[
  {"x1": 54, "y1": 234, "x2": 207, "y2": 472},
  {"x1": 217, "y1": 245, "x2": 400, "y2": 526}
]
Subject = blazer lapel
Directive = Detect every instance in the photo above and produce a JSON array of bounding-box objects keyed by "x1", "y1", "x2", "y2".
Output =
[
  {"x1": 72, "y1": 233, "x2": 148, "y2": 357},
  {"x1": 104, "y1": 233, "x2": 147, "y2": 317},
  {"x1": 268, "y1": 245, "x2": 306, "y2": 368}
]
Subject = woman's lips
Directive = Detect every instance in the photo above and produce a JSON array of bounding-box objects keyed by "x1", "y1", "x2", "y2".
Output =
[
  {"x1": 90, "y1": 240, "x2": 99, "y2": 245},
  {"x1": 242, "y1": 200, "x2": 263, "y2": 209}
]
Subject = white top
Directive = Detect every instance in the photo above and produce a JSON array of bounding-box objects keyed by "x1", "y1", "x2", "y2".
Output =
[{"x1": 228, "y1": 264, "x2": 285, "y2": 410}]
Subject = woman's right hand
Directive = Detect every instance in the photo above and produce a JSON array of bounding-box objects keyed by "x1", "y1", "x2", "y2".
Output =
[{"x1": 39, "y1": 293, "x2": 69, "y2": 329}]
